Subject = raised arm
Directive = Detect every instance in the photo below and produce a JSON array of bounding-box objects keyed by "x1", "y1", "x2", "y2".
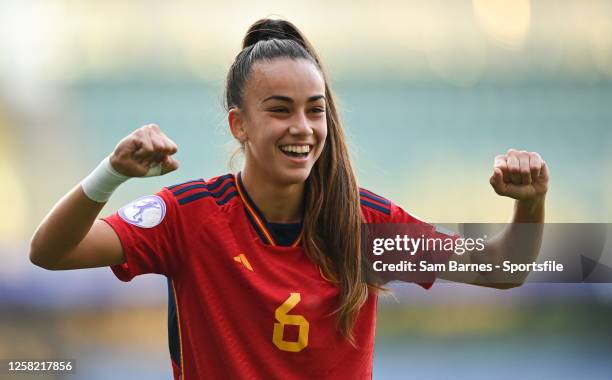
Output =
[
  {"x1": 438, "y1": 149, "x2": 549, "y2": 288},
  {"x1": 29, "y1": 124, "x2": 179, "y2": 270}
]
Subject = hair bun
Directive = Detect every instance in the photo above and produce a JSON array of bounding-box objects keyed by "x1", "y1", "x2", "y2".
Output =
[{"x1": 242, "y1": 18, "x2": 305, "y2": 49}]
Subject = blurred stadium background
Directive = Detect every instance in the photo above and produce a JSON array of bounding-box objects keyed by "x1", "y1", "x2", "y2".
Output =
[{"x1": 1, "y1": 0, "x2": 611, "y2": 379}]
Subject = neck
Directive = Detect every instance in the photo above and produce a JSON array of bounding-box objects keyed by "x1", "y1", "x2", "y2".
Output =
[{"x1": 240, "y1": 168, "x2": 305, "y2": 223}]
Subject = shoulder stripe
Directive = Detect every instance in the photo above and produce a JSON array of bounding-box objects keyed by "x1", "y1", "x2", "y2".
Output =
[
  {"x1": 176, "y1": 183, "x2": 238, "y2": 206},
  {"x1": 172, "y1": 183, "x2": 207, "y2": 196},
  {"x1": 360, "y1": 199, "x2": 391, "y2": 215},
  {"x1": 208, "y1": 174, "x2": 234, "y2": 191},
  {"x1": 167, "y1": 179, "x2": 205, "y2": 190},
  {"x1": 174, "y1": 181, "x2": 235, "y2": 197},
  {"x1": 177, "y1": 191, "x2": 211, "y2": 205},
  {"x1": 168, "y1": 174, "x2": 234, "y2": 192},
  {"x1": 211, "y1": 181, "x2": 236, "y2": 198},
  {"x1": 217, "y1": 191, "x2": 238, "y2": 205},
  {"x1": 359, "y1": 189, "x2": 391, "y2": 206},
  {"x1": 170, "y1": 174, "x2": 237, "y2": 206},
  {"x1": 359, "y1": 188, "x2": 392, "y2": 214}
]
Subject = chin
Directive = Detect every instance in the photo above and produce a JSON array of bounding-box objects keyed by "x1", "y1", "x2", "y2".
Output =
[{"x1": 275, "y1": 167, "x2": 312, "y2": 186}]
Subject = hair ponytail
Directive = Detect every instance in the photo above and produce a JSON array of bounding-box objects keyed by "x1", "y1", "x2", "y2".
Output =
[
  {"x1": 225, "y1": 18, "x2": 371, "y2": 346},
  {"x1": 243, "y1": 19, "x2": 307, "y2": 49}
]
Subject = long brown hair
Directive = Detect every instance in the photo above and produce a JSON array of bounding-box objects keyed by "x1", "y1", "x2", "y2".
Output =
[{"x1": 224, "y1": 18, "x2": 370, "y2": 345}]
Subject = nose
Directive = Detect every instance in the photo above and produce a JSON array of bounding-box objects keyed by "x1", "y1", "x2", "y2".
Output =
[{"x1": 288, "y1": 110, "x2": 313, "y2": 136}]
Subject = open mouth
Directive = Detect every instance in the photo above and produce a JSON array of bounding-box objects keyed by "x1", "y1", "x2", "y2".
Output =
[{"x1": 279, "y1": 144, "x2": 312, "y2": 159}]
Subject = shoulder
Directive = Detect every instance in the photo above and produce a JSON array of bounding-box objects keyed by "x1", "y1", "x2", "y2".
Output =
[
  {"x1": 108, "y1": 174, "x2": 237, "y2": 232},
  {"x1": 359, "y1": 188, "x2": 391, "y2": 216},
  {"x1": 359, "y1": 187, "x2": 421, "y2": 224},
  {"x1": 162, "y1": 173, "x2": 239, "y2": 213}
]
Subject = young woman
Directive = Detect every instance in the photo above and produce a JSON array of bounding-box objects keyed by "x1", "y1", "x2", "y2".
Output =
[{"x1": 30, "y1": 18, "x2": 548, "y2": 379}]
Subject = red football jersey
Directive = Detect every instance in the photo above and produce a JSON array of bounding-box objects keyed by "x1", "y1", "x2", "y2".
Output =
[{"x1": 103, "y1": 173, "x2": 448, "y2": 379}]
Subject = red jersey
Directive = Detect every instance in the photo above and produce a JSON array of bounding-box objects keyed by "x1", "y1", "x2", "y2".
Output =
[{"x1": 103, "y1": 173, "x2": 445, "y2": 379}]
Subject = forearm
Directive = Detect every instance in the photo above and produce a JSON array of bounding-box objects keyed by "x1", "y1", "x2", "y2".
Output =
[
  {"x1": 30, "y1": 185, "x2": 106, "y2": 266},
  {"x1": 512, "y1": 195, "x2": 545, "y2": 223},
  {"x1": 30, "y1": 124, "x2": 178, "y2": 270},
  {"x1": 481, "y1": 196, "x2": 546, "y2": 285},
  {"x1": 444, "y1": 149, "x2": 549, "y2": 288}
]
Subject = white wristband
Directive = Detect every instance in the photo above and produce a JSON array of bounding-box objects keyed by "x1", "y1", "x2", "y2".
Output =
[{"x1": 81, "y1": 157, "x2": 130, "y2": 203}]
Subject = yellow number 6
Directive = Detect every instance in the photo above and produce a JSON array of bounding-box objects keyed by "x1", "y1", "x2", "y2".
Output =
[{"x1": 272, "y1": 293, "x2": 309, "y2": 352}]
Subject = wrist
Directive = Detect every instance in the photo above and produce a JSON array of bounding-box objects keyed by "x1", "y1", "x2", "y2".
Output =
[
  {"x1": 517, "y1": 194, "x2": 546, "y2": 207},
  {"x1": 81, "y1": 156, "x2": 130, "y2": 203},
  {"x1": 514, "y1": 194, "x2": 546, "y2": 222}
]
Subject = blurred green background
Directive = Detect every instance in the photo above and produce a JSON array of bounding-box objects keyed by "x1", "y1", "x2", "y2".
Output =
[{"x1": 1, "y1": 0, "x2": 611, "y2": 379}]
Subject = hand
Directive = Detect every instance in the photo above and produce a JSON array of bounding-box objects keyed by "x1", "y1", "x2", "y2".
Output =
[
  {"x1": 489, "y1": 149, "x2": 549, "y2": 201},
  {"x1": 109, "y1": 124, "x2": 179, "y2": 177}
]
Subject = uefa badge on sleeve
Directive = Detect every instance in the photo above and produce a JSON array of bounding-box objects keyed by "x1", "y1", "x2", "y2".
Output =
[{"x1": 118, "y1": 195, "x2": 166, "y2": 228}]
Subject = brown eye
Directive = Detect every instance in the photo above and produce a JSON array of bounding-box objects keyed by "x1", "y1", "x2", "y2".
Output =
[
  {"x1": 269, "y1": 108, "x2": 289, "y2": 113},
  {"x1": 311, "y1": 107, "x2": 325, "y2": 113}
]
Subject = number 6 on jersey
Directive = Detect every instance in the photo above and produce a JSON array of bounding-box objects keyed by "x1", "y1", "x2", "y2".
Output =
[{"x1": 273, "y1": 293, "x2": 310, "y2": 352}]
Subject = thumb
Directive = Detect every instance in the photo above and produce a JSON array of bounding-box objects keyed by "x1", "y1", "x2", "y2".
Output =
[
  {"x1": 489, "y1": 167, "x2": 506, "y2": 195},
  {"x1": 161, "y1": 155, "x2": 180, "y2": 175}
]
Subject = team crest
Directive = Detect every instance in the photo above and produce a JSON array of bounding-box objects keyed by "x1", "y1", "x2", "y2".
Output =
[{"x1": 119, "y1": 195, "x2": 166, "y2": 228}]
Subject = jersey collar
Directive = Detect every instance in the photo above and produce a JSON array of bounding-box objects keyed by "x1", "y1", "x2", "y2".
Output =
[{"x1": 235, "y1": 172, "x2": 303, "y2": 247}]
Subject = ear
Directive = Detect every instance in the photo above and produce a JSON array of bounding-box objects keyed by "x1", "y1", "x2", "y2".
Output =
[{"x1": 228, "y1": 108, "x2": 248, "y2": 143}]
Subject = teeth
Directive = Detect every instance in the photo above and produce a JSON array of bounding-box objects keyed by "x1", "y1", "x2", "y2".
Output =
[{"x1": 280, "y1": 145, "x2": 310, "y2": 154}]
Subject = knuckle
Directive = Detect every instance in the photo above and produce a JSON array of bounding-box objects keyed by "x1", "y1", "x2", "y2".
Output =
[{"x1": 129, "y1": 136, "x2": 143, "y2": 147}]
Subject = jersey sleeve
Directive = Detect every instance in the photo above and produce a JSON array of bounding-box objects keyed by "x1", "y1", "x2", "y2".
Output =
[
  {"x1": 360, "y1": 188, "x2": 458, "y2": 289},
  {"x1": 388, "y1": 202, "x2": 458, "y2": 289},
  {"x1": 102, "y1": 188, "x2": 182, "y2": 281}
]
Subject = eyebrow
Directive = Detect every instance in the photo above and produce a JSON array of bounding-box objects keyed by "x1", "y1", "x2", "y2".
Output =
[{"x1": 262, "y1": 95, "x2": 326, "y2": 103}]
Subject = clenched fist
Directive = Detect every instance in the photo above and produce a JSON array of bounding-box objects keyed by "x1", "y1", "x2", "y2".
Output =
[
  {"x1": 109, "y1": 124, "x2": 179, "y2": 177},
  {"x1": 490, "y1": 149, "x2": 549, "y2": 201}
]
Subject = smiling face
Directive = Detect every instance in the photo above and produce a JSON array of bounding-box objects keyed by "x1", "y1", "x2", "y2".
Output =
[{"x1": 229, "y1": 58, "x2": 327, "y2": 186}]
